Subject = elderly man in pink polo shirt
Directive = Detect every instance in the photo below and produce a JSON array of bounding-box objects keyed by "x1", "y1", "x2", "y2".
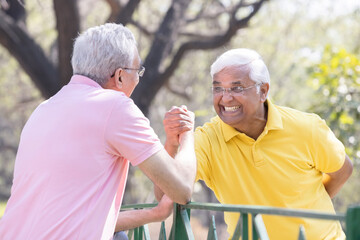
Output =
[{"x1": 0, "y1": 23, "x2": 196, "y2": 240}]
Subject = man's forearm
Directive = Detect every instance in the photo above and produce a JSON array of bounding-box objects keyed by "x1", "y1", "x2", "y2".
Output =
[
  {"x1": 323, "y1": 155, "x2": 353, "y2": 198},
  {"x1": 158, "y1": 131, "x2": 196, "y2": 203},
  {"x1": 139, "y1": 107, "x2": 196, "y2": 204},
  {"x1": 115, "y1": 209, "x2": 156, "y2": 232},
  {"x1": 173, "y1": 131, "x2": 197, "y2": 201},
  {"x1": 154, "y1": 139, "x2": 180, "y2": 201},
  {"x1": 164, "y1": 140, "x2": 178, "y2": 158},
  {"x1": 115, "y1": 195, "x2": 173, "y2": 232}
]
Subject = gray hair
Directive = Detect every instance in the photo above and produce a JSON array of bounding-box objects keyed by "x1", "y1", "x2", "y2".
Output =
[
  {"x1": 210, "y1": 49, "x2": 271, "y2": 90},
  {"x1": 71, "y1": 23, "x2": 137, "y2": 86}
]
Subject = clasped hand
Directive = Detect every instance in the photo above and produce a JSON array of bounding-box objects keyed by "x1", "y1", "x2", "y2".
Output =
[{"x1": 163, "y1": 105, "x2": 195, "y2": 152}]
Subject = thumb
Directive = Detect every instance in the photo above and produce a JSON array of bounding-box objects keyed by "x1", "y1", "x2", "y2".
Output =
[{"x1": 180, "y1": 105, "x2": 188, "y2": 112}]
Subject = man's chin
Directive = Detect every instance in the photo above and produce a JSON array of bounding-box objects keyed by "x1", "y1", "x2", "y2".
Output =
[{"x1": 218, "y1": 115, "x2": 242, "y2": 127}]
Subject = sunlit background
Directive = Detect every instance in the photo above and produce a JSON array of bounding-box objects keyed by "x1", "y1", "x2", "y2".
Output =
[{"x1": 0, "y1": 0, "x2": 359, "y2": 238}]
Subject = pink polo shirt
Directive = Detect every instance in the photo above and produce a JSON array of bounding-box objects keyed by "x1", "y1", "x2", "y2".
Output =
[{"x1": 0, "y1": 75, "x2": 163, "y2": 239}]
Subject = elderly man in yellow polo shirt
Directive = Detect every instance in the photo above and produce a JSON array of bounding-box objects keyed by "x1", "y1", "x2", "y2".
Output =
[{"x1": 163, "y1": 48, "x2": 353, "y2": 240}]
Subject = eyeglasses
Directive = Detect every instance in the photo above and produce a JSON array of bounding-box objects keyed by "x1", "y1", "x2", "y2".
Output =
[
  {"x1": 212, "y1": 83, "x2": 262, "y2": 96},
  {"x1": 124, "y1": 66, "x2": 145, "y2": 77},
  {"x1": 111, "y1": 66, "x2": 145, "y2": 77}
]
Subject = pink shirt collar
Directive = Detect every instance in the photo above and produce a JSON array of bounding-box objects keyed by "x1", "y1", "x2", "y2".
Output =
[{"x1": 69, "y1": 75, "x2": 102, "y2": 88}]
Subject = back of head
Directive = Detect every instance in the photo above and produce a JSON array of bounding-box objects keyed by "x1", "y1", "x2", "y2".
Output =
[
  {"x1": 71, "y1": 23, "x2": 137, "y2": 86},
  {"x1": 210, "y1": 48, "x2": 270, "y2": 86}
]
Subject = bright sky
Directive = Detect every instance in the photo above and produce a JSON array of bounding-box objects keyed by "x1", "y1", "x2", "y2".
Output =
[{"x1": 278, "y1": 0, "x2": 360, "y2": 18}]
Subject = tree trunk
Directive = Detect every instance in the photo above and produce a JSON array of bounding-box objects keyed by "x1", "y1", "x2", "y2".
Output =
[
  {"x1": 131, "y1": 0, "x2": 192, "y2": 115},
  {"x1": 54, "y1": 0, "x2": 80, "y2": 86},
  {"x1": 0, "y1": 11, "x2": 60, "y2": 98}
]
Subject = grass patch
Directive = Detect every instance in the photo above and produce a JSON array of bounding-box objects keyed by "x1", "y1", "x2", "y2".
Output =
[{"x1": 0, "y1": 202, "x2": 7, "y2": 218}]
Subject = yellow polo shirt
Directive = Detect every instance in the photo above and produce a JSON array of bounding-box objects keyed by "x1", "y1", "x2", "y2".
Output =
[{"x1": 195, "y1": 100, "x2": 345, "y2": 240}]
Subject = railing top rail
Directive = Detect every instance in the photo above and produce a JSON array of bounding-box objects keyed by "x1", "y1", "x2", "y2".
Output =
[
  {"x1": 121, "y1": 203, "x2": 157, "y2": 209},
  {"x1": 121, "y1": 202, "x2": 345, "y2": 221},
  {"x1": 183, "y1": 202, "x2": 345, "y2": 221}
]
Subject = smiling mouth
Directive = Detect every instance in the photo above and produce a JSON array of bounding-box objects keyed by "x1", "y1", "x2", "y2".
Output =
[{"x1": 224, "y1": 106, "x2": 240, "y2": 112}]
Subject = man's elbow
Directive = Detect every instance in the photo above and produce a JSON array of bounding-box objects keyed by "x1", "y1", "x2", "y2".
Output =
[
  {"x1": 343, "y1": 155, "x2": 353, "y2": 181},
  {"x1": 174, "y1": 185, "x2": 193, "y2": 205},
  {"x1": 345, "y1": 158, "x2": 353, "y2": 180}
]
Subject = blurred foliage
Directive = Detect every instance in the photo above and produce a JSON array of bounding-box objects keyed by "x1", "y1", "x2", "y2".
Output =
[
  {"x1": 307, "y1": 45, "x2": 360, "y2": 158},
  {"x1": 0, "y1": 201, "x2": 6, "y2": 218},
  {"x1": 306, "y1": 46, "x2": 360, "y2": 211}
]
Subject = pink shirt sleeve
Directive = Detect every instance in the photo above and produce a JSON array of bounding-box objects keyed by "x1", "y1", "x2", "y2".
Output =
[{"x1": 104, "y1": 96, "x2": 163, "y2": 166}]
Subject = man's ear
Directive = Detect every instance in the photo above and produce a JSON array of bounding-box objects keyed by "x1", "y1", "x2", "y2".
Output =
[
  {"x1": 260, "y1": 83, "x2": 269, "y2": 102},
  {"x1": 114, "y1": 68, "x2": 123, "y2": 89}
]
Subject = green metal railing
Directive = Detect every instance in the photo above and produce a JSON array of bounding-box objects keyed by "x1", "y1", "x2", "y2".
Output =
[{"x1": 120, "y1": 202, "x2": 360, "y2": 240}]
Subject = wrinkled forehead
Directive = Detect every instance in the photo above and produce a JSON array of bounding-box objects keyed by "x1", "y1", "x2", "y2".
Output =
[
  {"x1": 212, "y1": 65, "x2": 252, "y2": 84},
  {"x1": 130, "y1": 46, "x2": 142, "y2": 65}
]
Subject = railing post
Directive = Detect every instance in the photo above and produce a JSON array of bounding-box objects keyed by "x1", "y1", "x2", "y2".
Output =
[
  {"x1": 252, "y1": 214, "x2": 258, "y2": 240},
  {"x1": 297, "y1": 225, "x2": 306, "y2": 240},
  {"x1": 232, "y1": 213, "x2": 250, "y2": 240},
  {"x1": 207, "y1": 215, "x2": 218, "y2": 240},
  {"x1": 242, "y1": 213, "x2": 249, "y2": 240},
  {"x1": 134, "y1": 227, "x2": 140, "y2": 240},
  {"x1": 232, "y1": 214, "x2": 243, "y2": 240},
  {"x1": 253, "y1": 214, "x2": 269, "y2": 240},
  {"x1": 143, "y1": 225, "x2": 151, "y2": 240},
  {"x1": 138, "y1": 226, "x2": 144, "y2": 240},
  {"x1": 170, "y1": 203, "x2": 192, "y2": 240},
  {"x1": 180, "y1": 207, "x2": 195, "y2": 239},
  {"x1": 128, "y1": 229, "x2": 134, "y2": 240},
  {"x1": 158, "y1": 221, "x2": 166, "y2": 240},
  {"x1": 346, "y1": 205, "x2": 360, "y2": 240}
]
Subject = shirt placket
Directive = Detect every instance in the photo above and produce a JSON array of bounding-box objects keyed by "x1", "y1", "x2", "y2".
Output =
[{"x1": 251, "y1": 128, "x2": 268, "y2": 167}]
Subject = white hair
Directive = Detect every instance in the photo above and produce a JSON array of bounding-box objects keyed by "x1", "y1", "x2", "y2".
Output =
[
  {"x1": 210, "y1": 48, "x2": 271, "y2": 88},
  {"x1": 71, "y1": 23, "x2": 137, "y2": 86}
]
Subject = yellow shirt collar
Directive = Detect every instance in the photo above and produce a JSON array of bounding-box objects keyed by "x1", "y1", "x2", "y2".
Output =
[{"x1": 221, "y1": 99, "x2": 283, "y2": 142}]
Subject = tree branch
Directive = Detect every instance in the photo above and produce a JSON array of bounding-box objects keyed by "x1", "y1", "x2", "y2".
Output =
[
  {"x1": 186, "y1": 10, "x2": 227, "y2": 24},
  {"x1": 129, "y1": 19, "x2": 153, "y2": 36},
  {"x1": 178, "y1": 31, "x2": 217, "y2": 39},
  {"x1": 131, "y1": 0, "x2": 192, "y2": 115},
  {"x1": 2, "y1": 0, "x2": 25, "y2": 25},
  {"x1": 186, "y1": 1, "x2": 227, "y2": 24},
  {"x1": 53, "y1": 0, "x2": 80, "y2": 85},
  {"x1": 160, "y1": 0, "x2": 266, "y2": 84},
  {"x1": 111, "y1": 0, "x2": 141, "y2": 25},
  {"x1": 104, "y1": 0, "x2": 122, "y2": 23},
  {"x1": 185, "y1": 1, "x2": 256, "y2": 24},
  {"x1": 0, "y1": 143, "x2": 17, "y2": 153},
  {"x1": 165, "y1": 82, "x2": 191, "y2": 101},
  {"x1": 185, "y1": 1, "x2": 207, "y2": 23},
  {"x1": 0, "y1": 10, "x2": 60, "y2": 98}
]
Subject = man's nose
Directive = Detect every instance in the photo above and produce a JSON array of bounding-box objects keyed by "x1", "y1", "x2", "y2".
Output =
[{"x1": 221, "y1": 90, "x2": 233, "y2": 101}]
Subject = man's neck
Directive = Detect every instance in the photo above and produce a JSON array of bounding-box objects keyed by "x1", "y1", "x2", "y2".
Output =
[{"x1": 235, "y1": 103, "x2": 268, "y2": 140}]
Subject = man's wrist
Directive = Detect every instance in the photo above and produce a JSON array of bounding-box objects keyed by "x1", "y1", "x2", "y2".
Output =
[
  {"x1": 164, "y1": 140, "x2": 179, "y2": 157},
  {"x1": 179, "y1": 131, "x2": 193, "y2": 144}
]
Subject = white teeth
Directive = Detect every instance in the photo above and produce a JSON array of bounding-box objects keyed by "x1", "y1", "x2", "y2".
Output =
[{"x1": 224, "y1": 106, "x2": 240, "y2": 112}]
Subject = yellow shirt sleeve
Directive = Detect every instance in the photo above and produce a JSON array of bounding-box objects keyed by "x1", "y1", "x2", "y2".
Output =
[{"x1": 311, "y1": 115, "x2": 345, "y2": 173}]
